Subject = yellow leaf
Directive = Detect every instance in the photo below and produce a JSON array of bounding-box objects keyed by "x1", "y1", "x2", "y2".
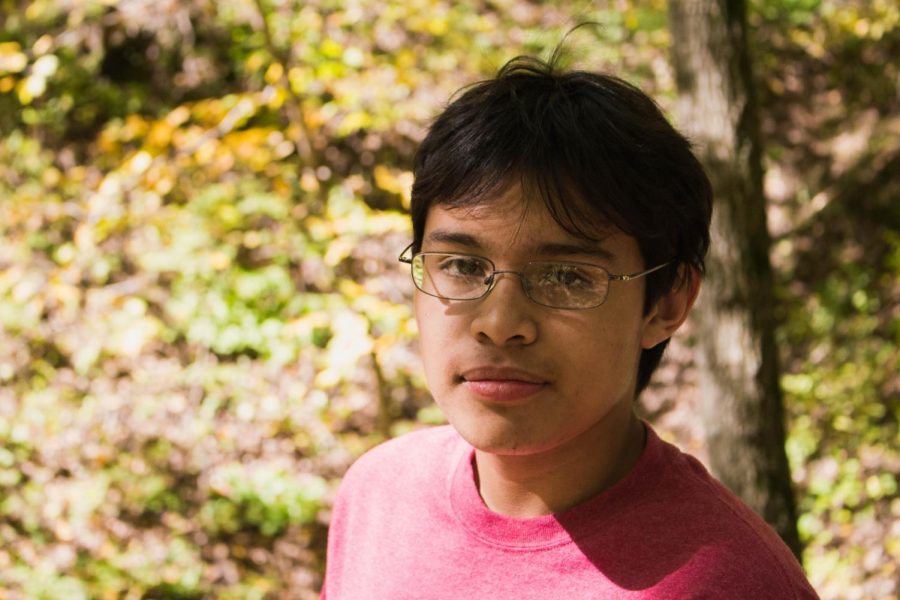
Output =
[
  {"x1": 396, "y1": 49, "x2": 416, "y2": 70},
  {"x1": 324, "y1": 236, "x2": 355, "y2": 266},
  {"x1": 338, "y1": 111, "x2": 371, "y2": 135},
  {"x1": 246, "y1": 51, "x2": 266, "y2": 72},
  {"x1": 364, "y1": 212, "x2": 412, "y2": 235},
  {"x1": 264, "y1": 84, "x2": 287, "y2": 110},
  {"x1": 146, "y1": 121, "x2": 175, "y2": 149},
  {"x1": 343, "y1": 47, "x2": 364, "y2": 68},
  {"x1": 625, "y1": 11, "x2": 639, "y2": 30},
  {"x1": 0, "y1": 42, "x2": 27, "y2": 74},
  {"x1": 194, "y1": 138, "x2": 217, "y2": 166},
  {"x1": 265, "y1": 62, "x2": 284, "y2": 84},
  {"x1": 41, "y1": 167, "x2": 61, "y2": 187},
  {"x1": 124, "y1": 114, "x2": 150, "y2": 140},
  {"x1": 315, "y1": 310, "x2": 374, "y2": 388},
  {"x1": 126, "y1": 151, "x2": 153, "y2": 175},
  {"x1": 33, "y1": 35, "x2": 53, "y2": 56},
  {"x1": 32, "y1": 54, "x2": 58, "y2": 77},
  {"x1": 17, "y1": 74, "x2": 45, "y2": 104},
  {"x1": 0, "y1": 41, "x2": 22, "y2": 55},
  {"x1": 321, "y1": 39, "x2": 343, "y2": 59},
  {"x1": 373, "y1": 165, "x2": 397, "y2": 192},
  {"x1": 288, "y1": 66, "x2": 308, "y2": 95},
  {"x1": 300, "y1": 170, "x2": 320, "y2": 193},
  {"x1": 208, "y1": 250, "x2": 231, "y2": 270},
  {"x1": 338, "y1": 279, "x2": 366, "y2": 299},
  {"x1": 426, "y1": 16, "x2": 448, "y2": 35},
  {"x1": 165, "y1": 105, "x2": 191, "y2": 127}
]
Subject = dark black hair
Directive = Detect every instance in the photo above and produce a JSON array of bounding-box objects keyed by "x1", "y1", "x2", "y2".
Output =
[{"x1": 410, "y1": 55, "x2": 712, "y2": 395}]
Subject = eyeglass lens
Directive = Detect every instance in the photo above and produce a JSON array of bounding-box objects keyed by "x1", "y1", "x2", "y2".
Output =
[{"x1": 411, "y1": 254, "x2": 610, "y2": 309}]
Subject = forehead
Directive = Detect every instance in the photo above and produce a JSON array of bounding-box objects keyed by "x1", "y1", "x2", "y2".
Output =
[
  {"x1": 435, "y1": 182, "x2": 609, "y2": 233},
  {"x1": 423, "y1": 186, "x2": 635, "y2": 261}
]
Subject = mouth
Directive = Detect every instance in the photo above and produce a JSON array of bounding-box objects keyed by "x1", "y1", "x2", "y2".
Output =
[{"x1": 458, "y1": 366, "x2": 549, "y2": 403}]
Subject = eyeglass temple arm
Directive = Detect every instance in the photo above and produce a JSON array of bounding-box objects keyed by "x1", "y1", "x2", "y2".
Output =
[
  {"x1": 609, "y1": 261, "x2": 672, "y2": 281},
  {"x1": 398, "y1": 243, "x2": 414, "y2": 264}
]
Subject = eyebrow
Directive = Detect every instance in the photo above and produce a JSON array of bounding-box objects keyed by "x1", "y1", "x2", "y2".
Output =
[
  {"x1": 424, "y1": 230, "x2": 615, "y2": 262},
  {"x1": 533, "y1": 242, "x2": 615, "y2": 262},
  {"x1": 424, "y1": 230, "x2": 482, "y2": 248}
]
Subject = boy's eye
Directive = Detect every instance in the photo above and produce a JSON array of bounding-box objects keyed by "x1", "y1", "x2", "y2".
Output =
[
  {"x1": 538, "y1": 265, "x2": 595, "y2": 288},
  {"x1": 439, "y1": 256, "x2": 489, "y2": 278}
]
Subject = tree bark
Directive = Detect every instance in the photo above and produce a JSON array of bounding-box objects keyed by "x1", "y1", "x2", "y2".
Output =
[{"x1": 668, "y1": 0, "x2": 802, "y2": 557}]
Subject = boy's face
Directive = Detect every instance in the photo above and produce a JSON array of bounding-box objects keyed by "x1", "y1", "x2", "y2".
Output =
[{"x1": 414, "y1": 185, "x2": 671, "y2": 457}]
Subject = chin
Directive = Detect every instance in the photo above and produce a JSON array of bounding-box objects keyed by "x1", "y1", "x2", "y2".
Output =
[
  {"x1": 446, "y1": 414, "x2": 556, "y2": 456},
  {"x1": 437, "y1": 389, "x2": 565, "y2": 455}
]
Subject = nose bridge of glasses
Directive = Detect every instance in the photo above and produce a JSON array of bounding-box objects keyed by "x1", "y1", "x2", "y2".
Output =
[
  {"x1": 483, "y1": 269, "x2": 533, "y2": 301},
  {"x1": 485, "y1": 268, "x2": 527, "y2": 285}
]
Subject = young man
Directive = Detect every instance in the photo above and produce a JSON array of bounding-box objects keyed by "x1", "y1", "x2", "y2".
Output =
[{"x1": 322, "y1": 56, "x2": 817, "y2": 599}]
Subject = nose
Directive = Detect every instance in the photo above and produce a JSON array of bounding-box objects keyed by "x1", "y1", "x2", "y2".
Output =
[{"x1": 469, "y1": 272, "x2": 538, "y2": 347}]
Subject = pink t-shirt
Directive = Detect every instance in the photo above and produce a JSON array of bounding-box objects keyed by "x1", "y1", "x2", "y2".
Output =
[{"x1": 322, "y1": 424, "x2": 818, "y2": 599}]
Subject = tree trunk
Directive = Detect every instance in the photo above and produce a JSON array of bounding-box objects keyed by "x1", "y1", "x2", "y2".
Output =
[{"x1": 668, "y1": 0, "x2": 802, "y2": 558}]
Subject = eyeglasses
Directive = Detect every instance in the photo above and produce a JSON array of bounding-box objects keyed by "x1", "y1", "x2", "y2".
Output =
[{"x1": 399, "y1": 244, "x2": 670, "y2": 310}]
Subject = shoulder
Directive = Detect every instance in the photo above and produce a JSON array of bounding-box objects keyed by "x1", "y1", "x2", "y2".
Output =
[
  {"x1": 646, "y1": 433, "x2": 818, "y2": 598},
  {"x1": 347, "y1": 424, "x2": 461, "y2": 470},
  {"x1": 337, "y1": 425, "x2": 463, "y2": 495}
]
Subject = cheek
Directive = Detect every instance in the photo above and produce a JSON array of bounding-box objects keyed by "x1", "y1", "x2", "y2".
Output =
[
  {"x1": 414, "y1": 295, "x2": 441, "y2": 349},
  {"x1": 559, "y1": 318, "x2": 644, "y2": 380},
  {"x1": 414, "y1": 296, "x2": 461, "y2": 382}
]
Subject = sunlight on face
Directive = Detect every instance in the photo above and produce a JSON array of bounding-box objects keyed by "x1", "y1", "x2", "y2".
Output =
[{"x1": 414, "y1": 186, "x2": 654, "y2": 456}]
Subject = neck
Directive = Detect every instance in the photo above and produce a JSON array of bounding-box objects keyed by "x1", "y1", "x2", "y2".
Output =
[{"x1": 473, "y1": 411, "x2": 646, "y2": 517}]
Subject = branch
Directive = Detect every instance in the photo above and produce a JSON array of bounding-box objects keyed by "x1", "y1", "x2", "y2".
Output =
[{"x1": 251, "y1": 0, "x2": 319, "y2": 171}]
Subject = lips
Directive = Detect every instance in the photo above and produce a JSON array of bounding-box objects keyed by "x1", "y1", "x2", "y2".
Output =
[{"x1": 459, "y1": 366, "x2": 548, "y2": 403}]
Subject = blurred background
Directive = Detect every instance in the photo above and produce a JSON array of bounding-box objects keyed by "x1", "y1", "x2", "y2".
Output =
[{"x1": 0, "y1": 0, "x2": 897, "y2": 598}]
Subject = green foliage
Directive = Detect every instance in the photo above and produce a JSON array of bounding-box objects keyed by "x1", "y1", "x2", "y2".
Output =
[
  {"x1": 203, "y1": 463, "x2": 328, "y2": 536},
  {"x1": 1, "y1": 0, "x2": 633, "y2": 597},
  {"x1": 780, "y1": 230, "x2": 899, "y2": 595},
  {"x1": 757, "y1": 1, "x2": 900, "y2": 595}
]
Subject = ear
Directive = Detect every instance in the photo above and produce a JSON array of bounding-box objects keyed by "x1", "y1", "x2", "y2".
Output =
[{"x1": 640, "y1": 265, "x2": 701, "y2": 349}]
